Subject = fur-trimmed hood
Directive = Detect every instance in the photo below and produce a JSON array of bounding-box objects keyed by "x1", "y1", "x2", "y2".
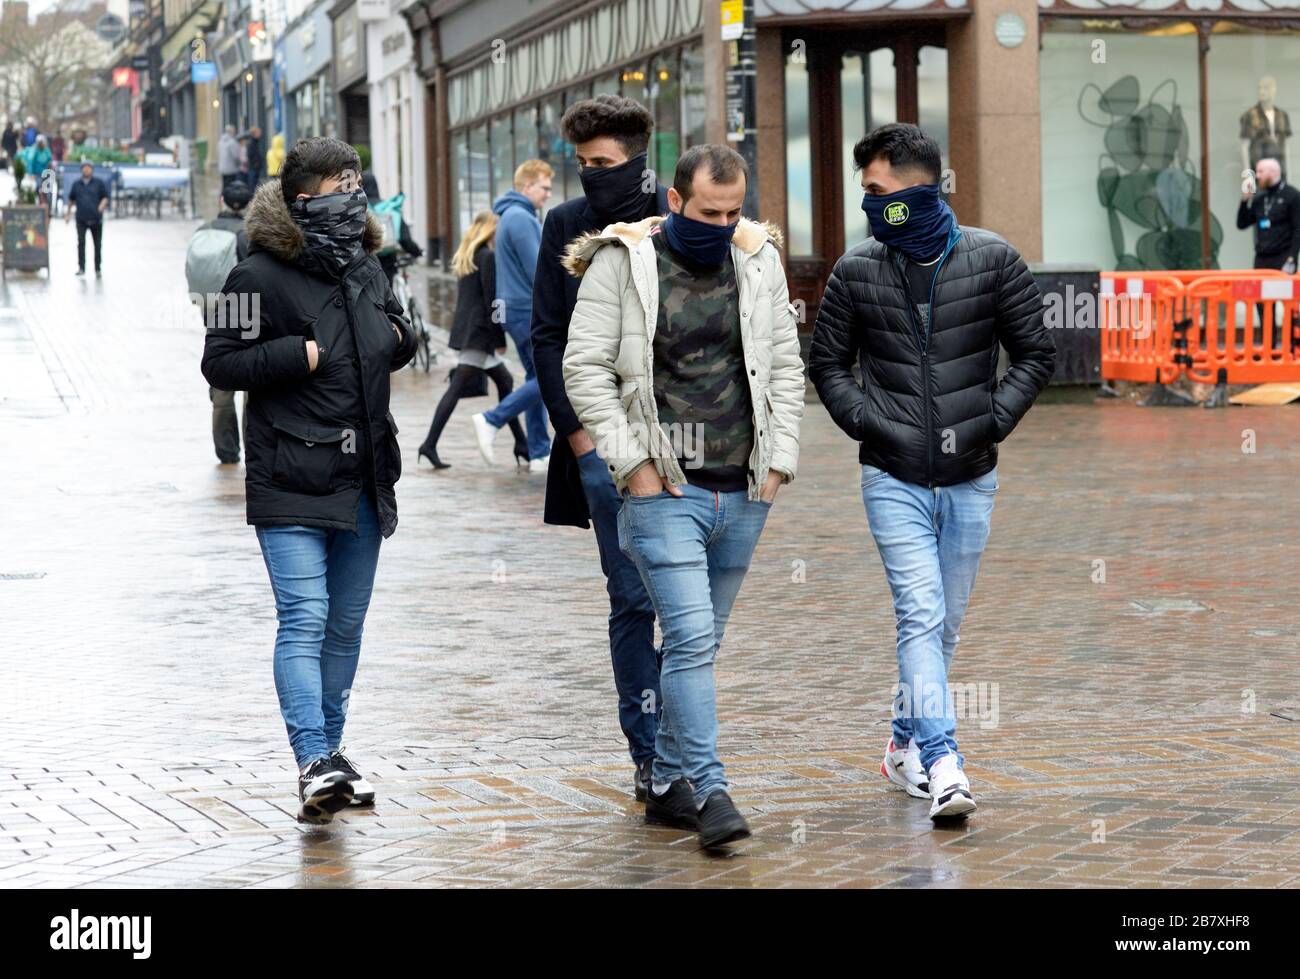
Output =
[
  {"x1": 244, "y1": 179, "x2": 385, "y2": 263},
  {"x1": 560, "y1": 215, "x2": 784, "y2": 278}
]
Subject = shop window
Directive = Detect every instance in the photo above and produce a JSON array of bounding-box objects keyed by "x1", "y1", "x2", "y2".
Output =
[
  {"x1": 490, "y1": 113, "x2": 514, "y2": 201},
  {"x1": 468, "y1": 123, "x2": 491, "y2": 229},
  {"x1": 1207, "y1": 30, "x2": 1300, "y2": 271},
  {"x1": 622, "y1": 61, "x2": 651, "y2": 166},
  {"x1": 538, "y1": 93, "x2": 565, "y2": 199},
  {"x1": 1041, "y1": 26, "x2": 1204, "y2": 270},
  {"x1": 918, "y1": 45, "x2": 948, "y2": 167},
  {"x1": 841, "y1": 49, "x2": 896, "y2": 252},
  {"x1": 593, "y1": 71, "x2": 620, "y2": 98},
  {"x1": 513, "y1": 103, "x2": 538, "y2": 189},
  {"x1": 681, "y1": 42, "x2": 706, "y2": 150},
  {"x1": 452, "y1": 129, "x2": 469, "y2": 248},
  {"x1": 785, "y1": 54, "x2": 813, "y2": 256},
  {"x1": 651, "y1": 50, "x2": 681, "y2": 181}
]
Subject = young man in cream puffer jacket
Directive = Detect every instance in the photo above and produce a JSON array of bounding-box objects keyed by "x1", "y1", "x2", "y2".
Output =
[{"x1": 563, "y1": 144, "x2": 804, "y2": 849}]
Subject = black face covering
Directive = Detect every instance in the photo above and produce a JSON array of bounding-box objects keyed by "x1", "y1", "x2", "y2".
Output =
[
  {"x1": 290, "y1": 189, "x2": 368, "y2": 281},
  {"x1": 578, "y1": 152, "x2": 654, "y2": 224}
]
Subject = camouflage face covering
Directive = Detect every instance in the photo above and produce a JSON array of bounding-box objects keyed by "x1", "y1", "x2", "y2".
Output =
[{"x1": 290, "y1": 188, "x2": 368, "y2": 280}]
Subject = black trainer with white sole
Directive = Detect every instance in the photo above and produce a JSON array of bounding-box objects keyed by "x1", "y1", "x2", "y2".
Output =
[
  {"x1": 297, "y1": 757, "x2": 355, "y2": 824},
  {"x1": 330, "y1": 750, "x2": 375, "y2": 807}
]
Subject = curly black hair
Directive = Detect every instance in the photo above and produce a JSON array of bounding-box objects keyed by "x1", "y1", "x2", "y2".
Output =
[{"x1": 561, "y1": 94, "x2": 654, "y2": 157}]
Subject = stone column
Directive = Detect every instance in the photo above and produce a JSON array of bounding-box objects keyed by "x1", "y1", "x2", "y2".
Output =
[{"x1": 947, "y1": 0, "x2": 1042, "y2": 260}]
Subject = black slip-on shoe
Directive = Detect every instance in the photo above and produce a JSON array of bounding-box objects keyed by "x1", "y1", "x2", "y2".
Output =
[
  {"x1": 645, "y1": 779, "x2": 699, "y2": 830},
  {"x1": 697, "y1": 790, "x2": 751, "y2": 849}
]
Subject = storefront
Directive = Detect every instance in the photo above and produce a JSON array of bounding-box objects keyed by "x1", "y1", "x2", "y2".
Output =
[
  {"x1": 408, "y1": 0, "x2": 709, "y2": 264},
  {"x1": 759, "y1": 0, "x2": 969, "y2": 312},
  {"x1": 367, "y1": 7, "x2": 427, "y2": 246},
  {"x1": 1038, "y1": 1, "x2": 1300, "y2": 272},
  {"x1": 279, "y1": 0, "x2": 338, "y2": 142},
  {"x1": 332, "y1": 0, "x2": 370, "y2": 144}
]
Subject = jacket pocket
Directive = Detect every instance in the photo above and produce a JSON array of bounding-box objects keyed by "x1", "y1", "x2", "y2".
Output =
[
  {"x1": 384, "y1": 411, "x2": 402, "y2": 482},
  {"x1": 270, "y1": 419, "x2": 355, "y2": 495}
]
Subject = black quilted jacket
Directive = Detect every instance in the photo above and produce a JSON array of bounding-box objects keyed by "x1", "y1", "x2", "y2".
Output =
[{"x1": 809, "y1": 225, "x2": 1055, "y2": 487}]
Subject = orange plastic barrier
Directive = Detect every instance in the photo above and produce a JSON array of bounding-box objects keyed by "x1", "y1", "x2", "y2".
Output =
[
  {"x1": 1100, "y1": 271, "x2": 1300, "y2": 387},
  {"x1": 1182, "y1": 276, "x2": 1300, "y2": 385},
  {"x1": 1098, "y1": 274, "x2": 1186, "y2": 383}
]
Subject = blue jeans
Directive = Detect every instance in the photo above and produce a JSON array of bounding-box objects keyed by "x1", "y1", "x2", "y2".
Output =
[
  {"x1": 483, "y1": 310, "x2": 550, "y2": 460},
  {"x1": 861, "y1": 464, "x2": 996, "y2": 772},
  {"x1": 575, "y1": 447, "x2": 659, "y2": 764},
  {"x1": 256, "y1": 495, "x2": 382, "y2": 769},
  {"x1": 618, "y1": 483, "x2": 771, "y2": 806}
]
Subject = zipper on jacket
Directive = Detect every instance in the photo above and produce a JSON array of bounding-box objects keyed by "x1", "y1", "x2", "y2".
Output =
[{"x1": 892, "y1": 229, "x2": 958, "y2": 487}]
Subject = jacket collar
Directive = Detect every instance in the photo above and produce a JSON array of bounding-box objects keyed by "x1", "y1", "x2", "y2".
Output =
[
  {"x1": 561, "y1": 214, "x2": 784, "y2": 277},
  {"x1": 245, "y1": 178, "x2": 384, "y2": 263}
]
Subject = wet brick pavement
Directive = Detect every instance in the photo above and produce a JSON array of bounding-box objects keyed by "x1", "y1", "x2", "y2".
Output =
[{"x1": 1, "y1": 216, "x2": 1298, "y2": 888}]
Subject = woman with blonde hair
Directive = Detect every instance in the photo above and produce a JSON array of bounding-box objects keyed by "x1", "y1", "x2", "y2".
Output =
[{"x1": 417, "y1": 211, "x2": 528, "y2": 468}]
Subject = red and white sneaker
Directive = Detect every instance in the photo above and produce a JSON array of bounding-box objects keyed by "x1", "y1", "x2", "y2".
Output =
[
  {"x1": 881, "y1": 737, "x2": 930, "y2": 799},
  {"x1": 927, "y1": 755, "x2": 977, "y2": 820}
]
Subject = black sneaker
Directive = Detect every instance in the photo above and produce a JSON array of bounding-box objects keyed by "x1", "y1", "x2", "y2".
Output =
[
  {"x1": 330, "y1": 749, "x2": 375, "y2": 807},
  {"x1": 645, "y1": 779, "x2": 699, "y2": 830},
  {"x1": 697, "y1": 790, "x2": 751, "y2": 849},
  {"x1": 297, "y1": 757, "x2": 354, "y2": 824},
  {"x1": 634, "y1": 758, "x2": 653, "y2": 802}
]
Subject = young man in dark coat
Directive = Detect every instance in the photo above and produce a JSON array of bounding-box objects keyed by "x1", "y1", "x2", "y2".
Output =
[
  {"x1": 809, "y1": 124, "x2": 1055, "y2": 822},
  {"x1": 530, "y1": 95, "x2": 670, "y2": 801},
  {"x1": 201, "y1": 137, "x2": 417, "y2": 824},
  {"x1": 196, "y1": 180, "x2": 252, "y2": 464}
]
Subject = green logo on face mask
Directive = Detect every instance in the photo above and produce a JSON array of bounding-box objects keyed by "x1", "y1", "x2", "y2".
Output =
[{"x1": 884, "y1": 201, "x2": 909, "y2": 225}]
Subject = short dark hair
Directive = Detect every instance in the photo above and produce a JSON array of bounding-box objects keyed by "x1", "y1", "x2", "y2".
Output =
[
  {"x1": 280, "y1": 136, "x2": 362, "y2": 205},
  {"x1": 852, "y1": 123, "x2": 942, "y2": 184},
  {"x1": 561, "y1": 95, "x2": 654, "y2": 157},
  {"x1": 221, "y1": 180, "x2": 253, "y2": 211},
  {"x1": 673, "y1": 144, "x2": 748, "y2": 204}
]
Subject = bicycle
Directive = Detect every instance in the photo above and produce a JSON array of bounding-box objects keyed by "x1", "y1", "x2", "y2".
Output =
[{"x1": 393, "y1": 253, "x2": 435, "y2": 373}]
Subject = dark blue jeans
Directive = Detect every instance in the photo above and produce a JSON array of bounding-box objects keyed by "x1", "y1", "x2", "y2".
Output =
[
  {"x1": 483, "y1": 309, "x2": 550, "y2": 460},
  {"x1": 575, "y1": 447, "x2": 660, "y2": 765},
  {"x1": 256, "y1": 494, "x2": 382, "y2": 769}
]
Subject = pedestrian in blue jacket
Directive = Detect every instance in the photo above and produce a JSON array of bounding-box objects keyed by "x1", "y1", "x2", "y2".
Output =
[{"x1": 470, "y1": 160, "x2": 554, "y2": 471}]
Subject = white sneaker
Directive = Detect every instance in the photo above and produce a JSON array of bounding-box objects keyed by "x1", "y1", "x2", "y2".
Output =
[
  {"x1": 528, "y1": 454, "x2": 550, "y2": 474},
  {"x1": 471, "y1": 413, "x2": 498, "y2": 465},
  {"x1": 927, "y1": 754, "x2": 976, "y2": 820},
  {"x1": 881, "y1": 737, "x2": 929, "y2": 799}
]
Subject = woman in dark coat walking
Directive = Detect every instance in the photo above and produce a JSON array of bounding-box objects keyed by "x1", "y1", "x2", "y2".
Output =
[
  {"x1": 417, "y1": 210, "x2": 528, "y2": 468},
  {"x1": 200, "y1": 138, "x2": 417, "y2": 825}
]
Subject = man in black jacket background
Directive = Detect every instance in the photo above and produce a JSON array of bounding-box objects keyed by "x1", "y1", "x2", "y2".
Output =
[
  {"x1": 531, "y1": 95, "x2": 670, "y2": 801},
  {"x1": 809, "y1": 124, "x2": 1054, "y2": 823},
  {"x1": 1237, "y1": 156, "x2": 1300, "y2": 275}
]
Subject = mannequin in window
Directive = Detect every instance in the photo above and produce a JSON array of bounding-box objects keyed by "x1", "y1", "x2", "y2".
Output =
[{"x1": 1241, "y1": 76, "x2": 1291, "y2": 177}]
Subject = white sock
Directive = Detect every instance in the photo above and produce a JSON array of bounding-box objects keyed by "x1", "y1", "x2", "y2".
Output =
[{"x1": 651, "y1": 782, "x2": 672, "y2": 796}]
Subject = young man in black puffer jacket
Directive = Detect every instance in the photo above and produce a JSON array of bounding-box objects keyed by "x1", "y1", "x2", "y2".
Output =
[
  {"x1": 809, "y1": 124, "x2": 1054, "y2": 823},
  {"x1": 201, "y1": 137, "x2": 417, "y2": 824}
]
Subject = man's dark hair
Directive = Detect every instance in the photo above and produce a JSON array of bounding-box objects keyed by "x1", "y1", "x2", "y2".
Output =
[
  {"x1": 852, "y1": 123, "x2": 942, "y2": 184},
  {"x1": 221, "y1": 181, "x2": 253, "y2": 211},
  {"x1": 673, "y1": 144, "x2": 748, "y2": 204},
  {"x1": 280, "y1": 136, "x2": 361, "y2": 205},
  {"x1": 561, "y1": 95, "x2": 654, "y2": 157}
]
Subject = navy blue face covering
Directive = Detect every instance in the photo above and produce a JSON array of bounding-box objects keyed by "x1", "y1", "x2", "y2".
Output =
[
  {"x1": 661, "y1": 209, "x2": 739, "y2": 268},
  {"x1": 860, "y1": 183, "x2": 955, "y2": 262}
]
